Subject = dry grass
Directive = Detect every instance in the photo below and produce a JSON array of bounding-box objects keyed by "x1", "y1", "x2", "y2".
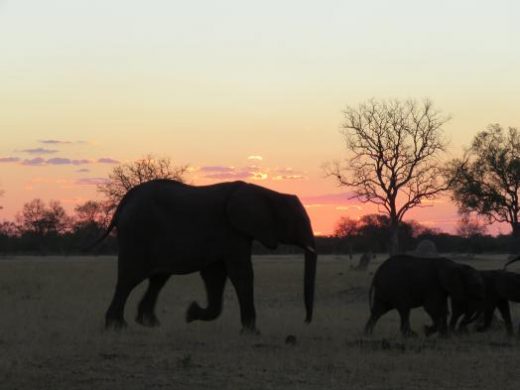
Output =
[{"x1": 1, "y1": 254, "x2": 520, "y2": 389}]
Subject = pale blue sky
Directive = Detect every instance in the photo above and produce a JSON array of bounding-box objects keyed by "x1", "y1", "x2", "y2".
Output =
[{"x1": 0, "y1": 0, "x2": 518, "y2": 233}]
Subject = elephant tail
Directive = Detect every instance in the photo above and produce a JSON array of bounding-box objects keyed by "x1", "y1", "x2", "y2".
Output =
[
  {"x1": 81, "y1": 193, "x2": 131, "y2": 251},
  {"x1": 368, "y1": 281, "x2": 375, "y2": 311},
  {"x1": 81, "y1": 210, "x2": 118, "y2": 252},
  {"x1": 503, "y1": 255, "x2": 520, "y2": 270}
]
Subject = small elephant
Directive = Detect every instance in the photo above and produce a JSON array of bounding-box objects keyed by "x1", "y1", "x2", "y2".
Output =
[
  {"x1": 364, "y1": 255, "x2": 484, "y2": 337},
  {"x1": 90, "y1": 179, "x2": 317, "y2": 333},
  {"x1": 451, "y1": 270, "x2": 520, "y2": 335}
]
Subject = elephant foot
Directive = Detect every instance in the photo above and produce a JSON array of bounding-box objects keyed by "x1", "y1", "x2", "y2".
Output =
[
  {"x1": 423, "y1": 325, "x2": 436, "y2": 337},
  {"x1": 105, "y1": 317, "x2": 128, "y2": 331},
  {"x1": 240, "y1": 327, "x2": 261, "y2": 336},
  {"x1": 135, "y1": 312, "x2": 161, "y2": 327},
  {"x1": 186, "y1": 301, "x2": 201, "y2": 323},
  {"x1": 456, "y1": 326, "x2": 469, "y2": 335},
  {"x1": 402, "y1": 329, "x2": 417, "y2": 338}
]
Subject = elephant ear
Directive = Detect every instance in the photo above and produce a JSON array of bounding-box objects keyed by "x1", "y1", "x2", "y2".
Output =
[
  {"x1": 227, "y1": 183, "x2": 278, "y2": 249},
  {"x1": 438, "y1": 265, "x2": 466, "y2": 302}
]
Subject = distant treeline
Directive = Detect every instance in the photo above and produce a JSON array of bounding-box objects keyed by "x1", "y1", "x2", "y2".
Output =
[
  {"x1": 0, "y1": 231, "x2": 516, "y2": 256},
  {"x1": 0, "y1": 199, "x2": 516, "y2": 256}
]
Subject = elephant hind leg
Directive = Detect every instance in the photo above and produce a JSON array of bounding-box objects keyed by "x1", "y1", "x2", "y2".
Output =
[
  {"x1": 424, "y1": 298, "x2": 448, "y2": 337},
  {"x1": 136, "y1": 273, "x2": 171, "y2": 327},
  {"x1": 186, "y1": 262, "x2": 227, "y2": 323},
  {"x1": 105, "y1": 251, "x2": 148, "y2": 330},
  {"x1": 364, "y1": 300, "x2": 390, "y2": 336},
  {"x1": 106, "y1": 276, "x2": 144, "y2": 330},
  {"x1": 496, "y1": 300, "x2": 513, "y2": 336},
  {"x1": 398, "y1": 307, "x2": 416, "y2": 337},
  {"x1": 476, "y1": 305, "x2": 495, "y2": 332}
]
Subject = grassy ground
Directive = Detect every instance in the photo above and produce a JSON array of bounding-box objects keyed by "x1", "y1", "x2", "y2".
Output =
[{"x1": 1, "y1": 254, "x2": 520, "y2": 389}]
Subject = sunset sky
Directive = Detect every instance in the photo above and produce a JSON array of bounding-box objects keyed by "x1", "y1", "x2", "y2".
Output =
[{"x1": 0, "y1": 0, "x2": 519, "y2": 235}]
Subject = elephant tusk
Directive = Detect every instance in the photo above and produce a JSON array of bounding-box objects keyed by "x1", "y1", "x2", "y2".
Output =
[{"x1": 305, "y1": 245, "x2": 316, "y2": 254}]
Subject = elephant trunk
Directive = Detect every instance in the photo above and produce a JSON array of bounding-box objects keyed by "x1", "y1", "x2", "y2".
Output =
[{"x1": 304, "y1": 246, "x2": 317, "y2": 323}]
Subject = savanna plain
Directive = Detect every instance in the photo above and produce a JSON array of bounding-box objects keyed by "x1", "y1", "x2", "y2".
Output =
[{"x1": 1, "y1": 254, "x2": 520, "y2": 390}]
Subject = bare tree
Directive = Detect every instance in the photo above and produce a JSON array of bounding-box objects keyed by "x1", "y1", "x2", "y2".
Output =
[
  {"x1": 98, "y1": 155, "x2": 189, "y2": 208},
  {"x1": 327, "y1": 99, "x2": 450, "y2": 254}
]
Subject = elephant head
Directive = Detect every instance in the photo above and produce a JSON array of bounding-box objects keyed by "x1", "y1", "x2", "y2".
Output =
[
  {"x1": 438, "y1": 262, "x2": 485, "y2": 304},
  {"x1": 226, "y1": 182, "x2": 317, "y2": 322}
]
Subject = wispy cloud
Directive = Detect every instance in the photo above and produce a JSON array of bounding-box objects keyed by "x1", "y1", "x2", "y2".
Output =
[
  {"x1": 271, "y1": 167, "x2": 306, "y2": 180},
  {"x1": 14, "y1": 157, "x2": 111, "y2": 166},
  {"x1": 76, "y1": 178, "x2": 109, "y2": 186},
  {"x1": 200, "y1": 165, "x2": 235, "y2": 173},
  {"x1": 21, "y1": 148, "x2": 58, "y2": 154},
  {"x1": 199, "y1": 165, "x2": 268, "y2": 180},
  {"x1": 97, "y1": 157, "x2": 119, "y2": 164},
  {"x1": 47, "y1": 158, "x2": 91, "y2": 165},
  {"x1": 0, "y1": 157, "x2": 20, "y2": 163},
  {"x1": 39, "y1": 139, "x2": 72, "y2": 145},
  {"x1": 272, "y1": 174, "x2": 306, "y2": 180},
  {"x1": 248, "y1": 155, "x2": 263, "y2": 161},
  {"x1": 21, "y1": 157, "x2": 46, "y2": 166},
  {"x1": 204, "y1": 171, "x2": 252, "y2": 180},
  {"x1": 76, "y1": 168, "x2": 90, "y2": 173}
]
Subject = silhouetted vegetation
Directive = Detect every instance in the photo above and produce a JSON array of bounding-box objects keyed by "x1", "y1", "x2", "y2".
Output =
[
  {"x1": 447, "y1": 124, "x2": 520, "y2": 239},
  {"x1": 0, "y1": 199, "x2": 517, "y2": 256},
  {"x1": 98, "y1": 154, "x2": 189, "y2": 209},
  {"x1": 0, "y1": 196, "x2": 517, "y2": 256}
]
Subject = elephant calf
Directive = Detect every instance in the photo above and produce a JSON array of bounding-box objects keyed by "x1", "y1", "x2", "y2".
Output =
[
  {"x1": 364, "y1": 255, "x2": 485, "y2": 337},
  {"x1": 451, "y1": 270, "x2": 520, "y2": 335}
]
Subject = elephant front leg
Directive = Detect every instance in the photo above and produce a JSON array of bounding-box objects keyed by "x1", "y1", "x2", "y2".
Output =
[
  {"x1": 186, "y1": 262, "x2": 227, "y2": 323},
  {"x1": 136, "y1": 274, "x2": 171, "y2": 327},
  {"x1": 397, "y1": 307, "x2": 416, "y2": 337},
  {"x1": 227, "y1": 259, "x2": 258, "y2": 334},
  {"x1": 424, "y1": 298, "x2": 448, "y2": 337}
]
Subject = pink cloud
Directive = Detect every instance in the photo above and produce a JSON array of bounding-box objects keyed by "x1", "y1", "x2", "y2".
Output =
[
  {"x1": 21, "y1": 157, "x2": 46, "y2": 166},
  {"x1": 21, "y1": 148, "x2": 58, "y2": 154},
  {"x1": 97, "y1": 157, "x2": 119, "y2": 164},
  {"x1": 200, "y1": 166, "x2": 235, "y2": 173},
  {"x1": 0, "y1": 157, "x2": 20, "y2": 163},
  {"x1": 205, "y1": 171, "x2": 252, "y2": 180},
  {"x1": 46, "y1": 158, "x2": 91, "y2": 165},
  {"x1": 272, "y1": 174, "x2": 306, "y2": 181},
  {"x1": 39, "y1": 139, "x2": 73, "y2": 144}
]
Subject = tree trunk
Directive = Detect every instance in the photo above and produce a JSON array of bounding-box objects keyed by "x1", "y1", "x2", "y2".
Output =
[
  {"x1": 389, "y1": 221, "x2": 399, "y2": 255},
  {"x1": 511, "y1": 222, "x2": 520, "y2": 254}
]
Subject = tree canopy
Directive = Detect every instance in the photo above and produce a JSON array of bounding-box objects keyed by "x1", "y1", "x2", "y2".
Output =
[
  {"x1": 98, "y1": 155, "x2": 189, "y2": 208},
  {"x1": 447, "y1": 124, "x2": 520, "y2": 237}
]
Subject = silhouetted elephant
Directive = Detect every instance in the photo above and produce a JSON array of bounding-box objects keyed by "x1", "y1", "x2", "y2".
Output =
[
  {"x1": 451, "y1": 270, "x2": 520, "y2": 335},
  {"x1": 364, "y1": 255, "x2": 484, "y2": 337},
  {"x1": 91, "y1": 179, "x2": 317, "y2": 333}
]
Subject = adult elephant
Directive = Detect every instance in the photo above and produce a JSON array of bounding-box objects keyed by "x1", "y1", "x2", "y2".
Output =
[
  {"x1": 451, "y1": 269, "x2": 520, "y2": 335},
  {"x1": 364, "y1": 255, "x2": 484, "y2": 337},
  {"x1": 91, "y1": 179, "x2": 317, "y2": 333}
]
